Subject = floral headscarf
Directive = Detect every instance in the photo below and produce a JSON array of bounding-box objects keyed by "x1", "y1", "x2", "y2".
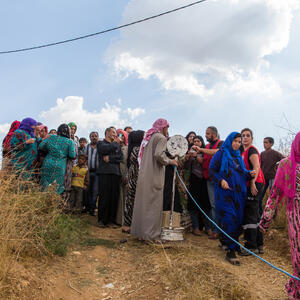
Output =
[
  {"x1": 270, "y1": 131, "x2": 300, "y2": 210},
  {"x1": 19, "y1": 118, "x2": 37, "y2": 137},
  {"x1": 3, "y1": 120, "x2": 21, "y2": 150},
  {"x1": 38, "y1": 125, "x2": 48, "y2": 140},
  {"x1": 68, "y1": 122, "x2": 77, "y2": 132},
  {"x1": 138, "y1": 118, "x2": 169, "y2": 166},
  {"x1": 116, "y1": 129, "x2": 128, "y2": 146}
]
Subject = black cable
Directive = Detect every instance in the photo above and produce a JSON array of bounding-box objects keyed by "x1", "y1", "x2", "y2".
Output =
[{"x1": 0, "y1": 0, "x2": 208, "y2": 55}]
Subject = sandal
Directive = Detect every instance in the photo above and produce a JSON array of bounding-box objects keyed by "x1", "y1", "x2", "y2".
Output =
[
  {"x1": 226, "y1": 250, "x2": 240, "y2": 266},
  {"x1": 226, "y1": 256, "x2": 241, "y2": 266}
]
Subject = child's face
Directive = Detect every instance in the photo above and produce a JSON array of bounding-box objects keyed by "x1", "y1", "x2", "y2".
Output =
[
  {"x1": 79, "y1": 140, "x2": 87, "y2": 148},
  {"x1": 263, "y1": 139, "x2": 272, "y2": 150},
  {"x1": 78, "y1": 157, "x2": 86, "y2": 165}
]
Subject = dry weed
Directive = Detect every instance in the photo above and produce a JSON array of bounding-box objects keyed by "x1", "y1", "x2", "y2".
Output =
[
  {"x1": 155, "y1": 245, "x2": 252, "y2": 300},
  {"x1": 0, "y1": 171, "x2": 85, "y2": 299}
]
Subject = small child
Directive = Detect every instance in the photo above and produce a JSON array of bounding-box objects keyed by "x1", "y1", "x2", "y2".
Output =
[
  {"x1": 70, "y1": 154, "x2": 89, "y2": 213},
  {"x1": 78, "y1": 137, "x2": 88, "y2": 156}
]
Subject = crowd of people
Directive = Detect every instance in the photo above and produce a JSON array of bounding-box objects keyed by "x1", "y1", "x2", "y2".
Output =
[{"x1": 1, "y1": 117, "x2": 299, "y2": 299}]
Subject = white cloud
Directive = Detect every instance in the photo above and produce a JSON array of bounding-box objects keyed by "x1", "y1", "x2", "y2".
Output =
[
  {"x1": 39, "y1": 96, "x2": 145, "y2": 136},
  {"x1": 108, "y1": 0, "x2": 299, "y2": 98},
  {"x1": 0, "y1": 123, "x2": 10, "y2": 135}
]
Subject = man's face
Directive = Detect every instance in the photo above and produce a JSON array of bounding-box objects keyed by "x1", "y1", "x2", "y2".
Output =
[
  {"x1": 162, "y1": 127, "x2": 169, "y2": 137},
  {"x1": 263, "y1": 139, "x2": 272, "y2": 151},
  {"x1": 108, "y1": 129, "x2": 117, "y2": 142},
  {"x1": 70, "y1": 126, "x2": 76, "y2": 137},
  {"x1": 205, "y1": 128, "x2": 214, "y2": 143},
  {"x1": 90, "y1": 133, "x2": 99, "y2": 144}
]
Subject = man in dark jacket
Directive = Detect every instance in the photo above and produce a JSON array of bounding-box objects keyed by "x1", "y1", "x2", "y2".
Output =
[{"x1": 97, "y1": 127, "x2": 123, "y2": 227}]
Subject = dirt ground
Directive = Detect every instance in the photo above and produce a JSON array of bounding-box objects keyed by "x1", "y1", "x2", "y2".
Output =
[{"x1": 32, "y1": 215, "x2": 292, "y2": 300}]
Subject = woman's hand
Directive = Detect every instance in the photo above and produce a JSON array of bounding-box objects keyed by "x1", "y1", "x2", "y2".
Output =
[
  {"x1": 250, "y1": 170, "x2": 256, "y2": 177},
  {"x1": 26, "y1": 138, "x2": 35, "y2": 145},
  {"x1": 250, "y1": 181, "x2": 258, "y2": 196},
  {"x1": 221, "y1": 179, "x2": 230, "y2": 190}
]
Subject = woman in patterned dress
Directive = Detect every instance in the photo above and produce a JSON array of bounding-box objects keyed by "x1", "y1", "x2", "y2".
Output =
[
  {"x1": 39, "y1": 124, "x2": 76, "y2": 195},
  {"x1": 10, "y1": 118, "x2": 38, "y2": 179},
  {"x1": 259, "y1": 132, "x2": 300, "y2": 299},
  {"x1": 122, "y1": 130, "x2": 144, "y2": 233}
]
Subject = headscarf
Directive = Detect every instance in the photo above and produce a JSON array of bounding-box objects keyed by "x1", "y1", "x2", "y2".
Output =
[
  {"x1": 186, "y1": 131, "x2": 196, "y2": 150},
  {"x1": 138, "y1": 118, "x2": 169, "y2": 166},
  {"x1": 127, "y1": 130, "x2": 144, "y2": 168},
  {"x1": 38, "y1": 125, "x2": 48, "y2": 140},
  {"x1": 57, "y1": 124, "x2": 70, "y2": 138},
  {"x1": 270, "y1": 131, "x2": 300, "y2": 210},
  {"x1": 68, "y1": 122, "x2": 77, "y2": 132},
  {"x1": 3, "y1": 120, "x2": 21, "y2": 150},
  {"x1": 219, "y1": 132, "x2": 248, "y2": 175},
  {"x1": 18, "y1": 118, "x2": 37, "y2": 138},
  {"x1": 116, "y1": 129, "x2": 128, "y2": 146}
]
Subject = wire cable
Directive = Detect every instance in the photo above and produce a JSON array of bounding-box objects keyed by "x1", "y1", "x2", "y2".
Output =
[
  {"x1": 0, "y1": 0, "x2": 208, "y2": 55},
  {"x1": 175, "y1": 167, "x2": 300, "y2": 281}
]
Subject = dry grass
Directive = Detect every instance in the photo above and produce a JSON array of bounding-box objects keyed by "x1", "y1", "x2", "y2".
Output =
[
  {"x1": 149, "y1": 244, "x2": 252, "y2": 300},
  {"x1": 262, "y1": 190, "x2": 290, "y2": 257},
  {"x1": 0, "y1": 171, "x2": 86, "y2": 299}
]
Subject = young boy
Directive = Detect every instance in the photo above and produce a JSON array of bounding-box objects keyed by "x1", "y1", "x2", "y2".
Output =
[
  {"x1": 70, "y1": 154, "x2": 89, "y2": 213},
  {"x1": 78, "y1": 137, "x2": 88, "y2": 156}
]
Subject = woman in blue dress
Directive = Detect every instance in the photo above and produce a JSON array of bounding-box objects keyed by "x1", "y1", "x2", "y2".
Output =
[
  {"x1": 10, "y1": 117, "x2": 38, "y2": 179},
  {"x1": 209, "y1": 132, "x2": 254, "y2": 265},
  {"x1": 39, "y1": 124, "x2": 76, "y2": 195}
]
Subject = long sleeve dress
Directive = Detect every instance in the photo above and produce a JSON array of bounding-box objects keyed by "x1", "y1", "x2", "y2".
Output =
[
  {"x1": 131, "y1": 133, "x2": 171, "y2": 241},
  {"x1": 209, "y1": 150, "x2": 250, "y2": 250},
  {"x1": 39, "y1": 135, "x2": 76, "y2": 194},
  {"x1": 10, "y1": 129, "x2": 39, "y2": 179},
  {"x1": 124, "y1": 146, "x2": 140, "y2": 227},
  {"x1": 259, "y1": 163, "x2": 300, "y2": 300}
]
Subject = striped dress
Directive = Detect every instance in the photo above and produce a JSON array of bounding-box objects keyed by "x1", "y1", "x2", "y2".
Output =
[
  {"x1": 124, "y1": 146, "x2": 140, "y2": 227},
  {"x1": 260, "y1": 164, "x2": 300, "y2": 299}
]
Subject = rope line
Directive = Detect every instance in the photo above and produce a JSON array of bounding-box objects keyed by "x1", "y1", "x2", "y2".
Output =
[
  {"x1": 0, "y1": 0, "x2": 208, "y2": 55},
  {"x1": 175, "y1": 167, "x2": 300, "y2": 281}
]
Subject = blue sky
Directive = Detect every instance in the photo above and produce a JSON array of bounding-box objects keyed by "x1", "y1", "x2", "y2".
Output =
[{"x1": 0, "y1": 0, "x2": 299, "y2": 152}]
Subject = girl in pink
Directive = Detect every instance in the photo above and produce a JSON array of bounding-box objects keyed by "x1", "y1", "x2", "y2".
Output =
[{"x1": 259, "y1": 132, "x2": 300, "y2": 299}]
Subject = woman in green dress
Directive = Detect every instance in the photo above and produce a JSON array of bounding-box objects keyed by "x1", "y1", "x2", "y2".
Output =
[{"x1": 39, "y1": 124, "x2": 76, "y2": 194}]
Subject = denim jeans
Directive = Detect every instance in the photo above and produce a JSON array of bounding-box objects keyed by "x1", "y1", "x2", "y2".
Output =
[{"x1": 207, "y1": 180, "x2": 219, "y2": 233}]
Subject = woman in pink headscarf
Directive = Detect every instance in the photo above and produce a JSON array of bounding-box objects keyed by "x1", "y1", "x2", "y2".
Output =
[
  {"x1": 259, "y1": 132, "x2": 300, "y2": 299},
  {"x1": 131, "y1": 118, "x2": 178, "y2": 242}
]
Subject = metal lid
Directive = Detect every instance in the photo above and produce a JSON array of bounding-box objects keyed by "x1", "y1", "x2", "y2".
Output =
[{"x1": 167, "y1": 135, "x2": 188, "y2": 158}]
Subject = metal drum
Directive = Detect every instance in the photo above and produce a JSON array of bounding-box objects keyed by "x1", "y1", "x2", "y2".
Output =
[{"x1": 161, "y1": 135, "x2": 188, "y2": 242}]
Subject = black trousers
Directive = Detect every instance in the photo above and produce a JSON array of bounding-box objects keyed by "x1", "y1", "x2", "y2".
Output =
[
  {"x1": 98, "y1": 174, "x2": 121, "y2": 225},
  {"x1": 243, "y1": 182, "x2": 264, "y2": 249}
]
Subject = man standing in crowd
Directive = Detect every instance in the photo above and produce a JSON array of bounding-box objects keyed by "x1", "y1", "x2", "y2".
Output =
[
  {"x1": 196, "y1": 126, "x2": 223, "y2": 239},
  {"x1": 97, "y1": 127, "x2": 123, "y2": 227},
  {"x1": 131, "y1": 118, "x2": 178, "y2": 242},
  {"x1": 85, "y1": 132, "x2": 100, "y2": 216},
  {"x1": 260, "y1": 137, "x2": 284, "y2": 200}
]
